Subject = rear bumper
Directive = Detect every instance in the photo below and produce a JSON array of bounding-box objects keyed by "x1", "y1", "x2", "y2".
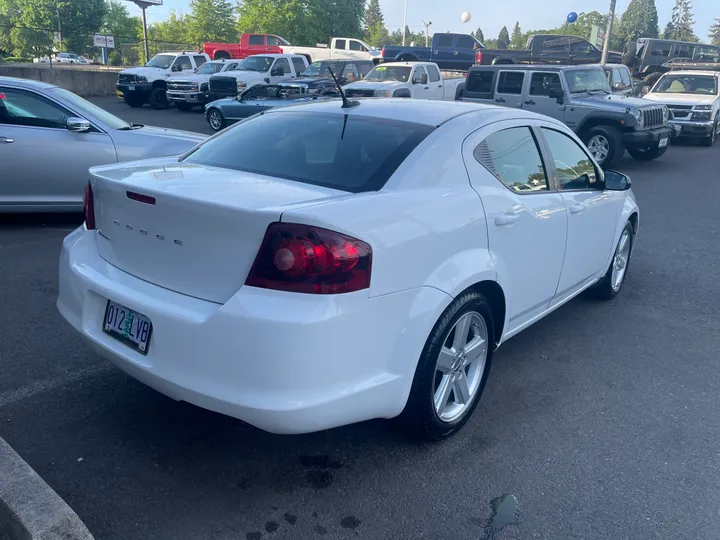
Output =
[
  {"x1": 623, "y1": 126, "x2": 673, "y2": 146},
  {"x1": 167, "y1": 90, "x2": 206, "y2": 103},
  {"x1": 57, "y1": 228, "x2": 449, "y2": 434},
  {"x1": 669, "y1": 119, "x2": 713, "y2": 137}
]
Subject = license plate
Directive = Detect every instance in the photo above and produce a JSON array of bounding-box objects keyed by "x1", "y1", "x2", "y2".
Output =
[
  {"x1": 128, "y1": 85, "x2": 135, "y2": 91},
  {"x1": 102, "y1": 300, "x2": 152, "y2": 354},
  {"x1": 659, "y1": 137, "x2": 668, "y2": 148}
]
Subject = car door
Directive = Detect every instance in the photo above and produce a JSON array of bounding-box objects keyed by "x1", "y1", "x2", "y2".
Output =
[
  {"x1": 455, "y1": 34, "x2": 478, "y2": 71},
  {"x1": 411, "y1": 66, "x2": 430, "y2": 98},
  {"x1": 0, "y1": 86, "x2": 116, "y2": 209},
  {"x1": 536, "y1": 36, "x2": 570, "y2": 64},
  {"x1": 290, "y1": 57, "x2": 307, "y2": 77},
  {"x1": 432, "y1": 34, "x2": 455, "y2": 70},
  {"x1": 346, "y1": 39, "x2": 369, "y2": 61},
  {"x1": 270, "y1": 58, "x2": 292, "y2": 83},
  {"x1": 523, "y1": 71, "x2": 566, "y2": 120},
  {"x1": 462, "y1": 121, "x2": 568, "y2": 332},
  {"x1": 538, "y1": 127, "x2": 622, "y2": 305},
  {"x1": 171, "y1": 55, "x2": 194, "y2": 75},
  {"x1": 494, "y1": 70, "x2": 526, "y2": 108},
  {"x1": 246, "y1": 34, "x2": 266, "y2": 57},
  {"x1": 567, "y1": 37, "x2": 600, "y2": 65},
  {"x1": 424, "y1": 64, "x2": 444, "y2": 99}
]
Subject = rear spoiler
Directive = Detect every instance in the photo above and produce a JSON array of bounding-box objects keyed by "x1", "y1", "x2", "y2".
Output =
[{"x1": 662, "y1": 58, "x2": 720, "y2": 71}]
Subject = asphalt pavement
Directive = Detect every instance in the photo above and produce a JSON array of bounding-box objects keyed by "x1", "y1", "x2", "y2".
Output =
[{"x1": 1, "y1": 104, "x2": 720, "y2": 540}]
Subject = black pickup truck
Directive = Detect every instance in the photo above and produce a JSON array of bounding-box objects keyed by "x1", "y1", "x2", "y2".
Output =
[{"x1": 381, "y1": 33, "x2": 623, "y2": 72}]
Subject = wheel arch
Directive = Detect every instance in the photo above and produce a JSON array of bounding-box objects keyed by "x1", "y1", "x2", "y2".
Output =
[
  {"x1": 152, "y1": 79, "x2": 167, "y2": 90},
  {"x1": 213, "y1": 50, "x2": 231, "y2": 60},
  {"x1": 577, "y1": 116, "x2": 625, "y2": 138},
  {"x1": 463, "y1": 280, "x2": 506, "y2": 348}
]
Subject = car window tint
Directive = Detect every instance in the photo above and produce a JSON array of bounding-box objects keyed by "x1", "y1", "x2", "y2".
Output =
[
  {"x1": 474, "y1": 127, "x2": 548, "y2": 193},
  {"x1": 541, "y1": 128, "x2": 600, "y2": 190},
  {"x1": 358, "y1": 62, "x2": 373, "y2": 77},
  {"x1": 183, "y1": 112, "x2": 434, "y2": 193},
  {"x1": 0, "y1": 88, "x2": 72, "y2": 129},
  {"x1": 620, "y1": 67, "x2": 632, "y2": 86},
  {"x1": 273, "y1": 58, "x2": 291, "y2": 74},
  {"x1": 413, "y1": 66, "x2": 427, "y2": 81},
  {"x1": 541, "y1": 36, "x2": 568, "y2": 52},
  {"x1": 194, "y1": 55, "x2": 207, "y2": 67},
  {"x1": 427, "y1": 64, "x2": 441, "y2": 82},
  {"x1": 335, "y1": 39, "x2": 346, "y2": 50},
  {"x1": 529, "y1": 72, "x2": 562, "y2": 96},
  {"x1": 457, "y1": 35, "x2": 475, "y2": 50},
  {"x1": 174, "y1": 55, "x2": 192, "y2": 70},
  {"x1": 569, "y1": 38, "x2": 593, "y2": 53},
  {"x1": 466, "y1": 70, "x2": 494, "y2": 93},
  {"x1": 496, "y1": 71, "x2": 524, "y2": 94},
  {"x1": 611, "y1": 68, "x2": 626, "y2": 88},
  {"x1": 349, "y1": 40, "x2": 366, "y2": 51},
  {"x1": 342, "y1": 63, "x2": 360, "y2": 82},
  {"x1": 436, "y1": 34, "x2": 453, "y2": 48},
  {"x1": 291, "y1": 57, "x2": 306, "y2": 74},
  {"x1": 248, "y1": 35, "x2": 264, "y2": 45},
  {"x1": 267, "y1": 36, "x2": 282, "y2": 46}
]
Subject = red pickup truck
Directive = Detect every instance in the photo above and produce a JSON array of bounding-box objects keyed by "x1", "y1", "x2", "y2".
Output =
[{"x1": 202, "y1": 33, "x2": 291, "y2": 60}]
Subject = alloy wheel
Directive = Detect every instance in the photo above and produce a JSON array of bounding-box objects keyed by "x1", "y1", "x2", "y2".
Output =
[
  {"x1": 587, "y1": 135, "x2": 610, "y2": 164},
  {"x1": 611, "y1": 229, "x2": 632, "y2": 292},
  {"x1": 208, "y1": 111, "x2": 223, "y2": 131}
]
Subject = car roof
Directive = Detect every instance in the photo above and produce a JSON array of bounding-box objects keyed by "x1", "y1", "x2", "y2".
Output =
[
  {"x1": 265, "y1": 98, "x2": 547, "y2": 127},
  {"x1": 251, "y1": 53, "x2": 305, "y2": 59},
  {"x1": 470, "y1": 64, "x2": 602, "y2": 72},
  {"x1": 662, "y1": 70, "x2": 720, "y2": 77},
  {"x1": 0, "y1": 76, "x2": 57, "y2": 90}
]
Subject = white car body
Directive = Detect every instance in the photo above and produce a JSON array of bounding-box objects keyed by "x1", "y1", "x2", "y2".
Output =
[
  {"x1": 643, "y1": 70, "x2": 720, "y2": 141},
  {"x1": 344, "y1": 62, "x2": 465, "y2": 100},
  {"x1": 166, "y1": 59, "x2": 242, "y2": 106},
  {"x1": 208, "y1": 54, "x2": 308, "y2": 95},
  {"x1": 55, "y1": 52, "x2": 84, "y2": 64},
  {"x1": 285, "y1": 37, "x2": 381, "y2": 63},
  {"x1": 119, "y1": 52, "x2": 211, "y2": 85},
  {"x1": 57, "y1": 99, "x2": 638, "y2": 437}
]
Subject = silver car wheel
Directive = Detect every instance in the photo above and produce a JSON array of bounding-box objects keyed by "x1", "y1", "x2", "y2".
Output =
[
  {"x1": 611, "y1": 229, "x2": 632, "y2": 292},
  {"x1": 208, "y1": 110, "x2": 223, "y2": 131},
  {"x1": 587, "y1": 135, "x2": 610, "y2": 163},
  {"x1": 433, "y1": 311, "x2": 488, "y2": 423}
]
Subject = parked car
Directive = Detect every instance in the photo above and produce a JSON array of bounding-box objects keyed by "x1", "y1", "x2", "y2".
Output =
[
  {"x1": 277, "y1": 59, "x2": 374, "y2": 95},
  {"x1": 55, "y1": 52, "x2": 86, "y2": 64},
  {"x1": 202, "y1": 33, "x2": 289, "y2": 60},
  {"x1": 58, "y1": 98, "x2": 639, "y2": 440},
  {"x1": 117, "y1": 52, "x2": 211, "y2": 109},
  {"x1": 343, "y1": 62, "x2": 465, "y2": 100},
  {"x1": 462, "y1": 64, "x2": 673, "y2": 167},
  {"x1": 285, "y1": 37, "x2": 382, "y2": 64},
  {"x1": 205, "y1": 84, "x2": 338, "y2": 131},
  {"x1": 601, "y1": 64, "x2": 638, "y2": 97},
  {"x1": 208, "y1": 54, "x2": 308, "y2": 100},
  {"x1": 0, "y1": 76, "x2": 205, "y2": 212},
  {"x1": 382, "y1": 33, "x2": 623, "y2": 72},
  {"x1": 642, "y1": 69, "x2": 720, "y2": 145},
  {"x1": 167, "y1": 59, "x2": 242, "y2": 111}
]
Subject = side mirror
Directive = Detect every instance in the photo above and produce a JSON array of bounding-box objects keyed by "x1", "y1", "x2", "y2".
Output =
[
  {"x1": 641, "y1": 85, "x2": 650, "y2": 96},
  {"x1": 612, "y1": 81, "x2": 623, "y2": 90},
  {"x1": 271, "y1": 68, "x2": 284, "y2": 76},
  {"x1": 548, "y1": 87, "x2": 564, "y2": 99},
  {"x1": 67, "y1": 117, "x2": 91, "y2": 133},
  {"x1": 604, "y1": 170, "x2": 631, "y2": 191},
  {"x1": 172, "y1": 64, "x2": 183, "y2": 72}
]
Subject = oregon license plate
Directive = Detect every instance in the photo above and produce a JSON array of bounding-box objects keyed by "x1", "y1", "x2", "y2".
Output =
[
  {"x1": 102, "y1": 300, "x2": 152, "y2": 354},
  {"x1": 128, "y1": 85, "x2": 136, "y2": 91},
  {"x1": 659, "y1": 137, "x2": 669, "y2": 148}
]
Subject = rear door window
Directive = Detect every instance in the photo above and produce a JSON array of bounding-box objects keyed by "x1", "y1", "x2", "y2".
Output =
[
  {"x1": 427, "y1": 64, "x2": 441, "y2": 82},
  {"x1": 193, "y1": 55, "x2": 207, "y2": 67},
  {"x1": 436, "y1": 34, "x2": 453, "y2": 48},
  {"x1": 248, "y1": 35, "x2": 264, "y2": 45},
  {"x1": 529, "y1": 72, "x2": 562, "y2": 96},
  {"x1": 183, "y1": 112, "x2": 434, "y2": 193},
  {"x1": 466, "y1": 70, "x2": 495, "y2": 98},
  {"x1": 291, "y1": 57, "x2": 306, "y2": 74},
  {"x1": 496, "y1": 71, "x2": 525, "y2": 94}
]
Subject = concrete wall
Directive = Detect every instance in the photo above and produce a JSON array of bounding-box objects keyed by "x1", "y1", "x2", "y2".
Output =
[{"x1": 0, "y1": 65, "x2": 118, "y2": 96}]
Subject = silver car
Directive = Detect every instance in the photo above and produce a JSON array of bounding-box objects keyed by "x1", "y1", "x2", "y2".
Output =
[{"x1": 0, "y1": 76, "x2": 206, "y2": 212}]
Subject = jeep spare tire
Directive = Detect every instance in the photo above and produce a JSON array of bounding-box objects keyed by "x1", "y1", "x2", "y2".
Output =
[{"x1": 583, "y1": 125, "x2": 625, "y2": 168}]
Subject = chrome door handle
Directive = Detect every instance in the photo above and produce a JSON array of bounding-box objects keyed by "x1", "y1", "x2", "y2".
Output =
[
  {"x1": 569, "y1": 204, "x2": 585, "y2": 214},
  {"x1": 0, "y1": 136, "x2": 14, "y2": 144},
  {"x1": 495, "y1": 213, "x2": 521, "y2": 226}
]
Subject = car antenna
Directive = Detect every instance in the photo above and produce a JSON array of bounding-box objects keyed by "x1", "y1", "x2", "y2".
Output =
[{"x1": 326, "y1": 66, "x2": 359, "y2": 109}]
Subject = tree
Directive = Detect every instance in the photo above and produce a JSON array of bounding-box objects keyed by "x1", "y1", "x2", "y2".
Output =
[
  {"x1": 555, "y1": 11, "x2": 608, "y2": 40},
  {"x1": 510, "y1": 21, "x2": 523, "y2": 48},
  {"x1": 237, "y1": 0, "x2": 307, "y2": 45},
  {"x1": 710, "y1": 18, "x2": 720, "y2": 46},
  {"x1": 102, "y1": 0, "x2": 138, "y2": 40},
  {"x1": 363, "y1": 0, "x2": 383, "y2": 34},
  {"x1": 302, "y1": 0, "x2": 365, "y2": 46},
  {"x1": 473, "y1": 27, "x2": 484, "y2": 42},
  {"x1": 187, "y1": 0, "x2": 236, "y2": 45},
  {"x1": 664, "y1": 0, "x2": 696, "y2": 42},
  {"x1": 497, "y1": 26, "x2": 510, "y2": 49},
  {"x1": 617, "y1": 0, "x2": 658, "y2": 44}
]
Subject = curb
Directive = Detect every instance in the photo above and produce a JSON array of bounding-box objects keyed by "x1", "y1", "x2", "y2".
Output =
[{"x1": 0, "y1": 437, "x2": 94, "y2": 540}]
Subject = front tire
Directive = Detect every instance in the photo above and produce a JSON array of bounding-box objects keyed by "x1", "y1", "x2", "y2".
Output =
[
  {"x1": 583, "y1": 125, "x2": 625, "y2": 168},
  {"x1": 702, "y1": 117, "x2": 719, "y2": 147},
  {"x1": 627, "y1": 144, "x2": 668, "y2": 161},
  {"x1": 148, "y1": 87, "x2": 169, "y2": 110},
  {"x1": 592, "y1": 222, "x2": 634, "y2": 300},
  {"x1": 400, "y1": 291, "x2": 494, "y2": 440},
  {"x1": 207, "y1": 108, "x2": 225, "y2": 132}
]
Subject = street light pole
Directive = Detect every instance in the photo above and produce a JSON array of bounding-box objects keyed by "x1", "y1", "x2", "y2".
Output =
[
  {"x1": 141, "y1": 6, "x2": 149, "y2": 63},
  {"x1": 55, "y1": 0, "x2": 62, "y2": 53},
  {"x1": 402, "y1": 0, "x2": 408, "y2": 46},
  {"x1": 423, "y1": 21, "x2": 432, "y2": 47},
  {"x1": 600, "y1": 0, "x2": 617, "y2": 65}
]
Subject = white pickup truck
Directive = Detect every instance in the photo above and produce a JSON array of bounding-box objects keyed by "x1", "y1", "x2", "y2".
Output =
[
  {"x1": 343, "y1": 62, "x2": 465, "y2": 100},
  {"x1": 284, "y1": 37, "x2": 382, "y2": 64},
  {"x1": 208, "y1": 54, "x2": 309, "y2": 99}
]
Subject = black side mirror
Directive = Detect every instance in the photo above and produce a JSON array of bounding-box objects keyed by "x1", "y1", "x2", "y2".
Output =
[
  {"x1": 604, "y1": 170, "x2": 632, "y2": 191},
  {"x1": 172, "y1": 64, "x2": 183, "y2": 72},
  {"x1": 548, "y1": 87, "x2": 563, "y2": 99},
  {"x1": 271, "y1": 68, "x2": 284, "y2": 76}
]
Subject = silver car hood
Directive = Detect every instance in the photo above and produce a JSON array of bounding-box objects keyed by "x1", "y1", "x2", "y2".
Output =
[
  {"x1": 109, "y1": 125, "x2": 206, "y2": 163},
  {"x1": 573, "y1": 93, "x2": 659, "y2": 111}
]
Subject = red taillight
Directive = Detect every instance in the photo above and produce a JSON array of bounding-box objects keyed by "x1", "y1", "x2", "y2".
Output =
[
  {"x1": 475, "y1": 51, "x2": 482, "y2": 64},
  {"x1": 245, "y1": 223, "x2": 372, "y2": 294},
  {"x1": 278, "y1": 47, "x2": 284, "y2": 53},
  {"x1": 83, "y1": 182, "x2": 96, "y2": 230},
  {"x1": 381, "y1": 47, "x2": 385, "y2": 58}
]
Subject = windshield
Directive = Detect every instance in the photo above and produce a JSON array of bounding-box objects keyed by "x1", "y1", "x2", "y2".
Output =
[
  {"x1": 566, "y1": 68, "x2": 611, "y2": 94},
  {"x1": 236, "y1": 56, "x2": 273, "y2": 72},
  {"x1": 50, "y1": 87, "x2": 130, "y2": 130},
  {"x1": 654, "y1": 75, "x2": 718, "y2": 95},
  {"x1": 183, "y1": 112, "x2": 433, "y2": 193},
  {"x1": 301, "y1": 61, "x2": 344, "y2": 78},
  {"x1": 146, "y1": 54, "x2": 174, "y2": 69},
  {"x1": 196, "y1": 62, "x2": 225, "y2": 75},
  {"x1": 364, "y1": 65, "x2": 411, "y2": 83}
]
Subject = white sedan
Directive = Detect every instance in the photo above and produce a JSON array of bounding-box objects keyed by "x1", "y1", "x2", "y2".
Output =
[{"x1": 57, "y1": 99, "x2": 638, "y2": 440}]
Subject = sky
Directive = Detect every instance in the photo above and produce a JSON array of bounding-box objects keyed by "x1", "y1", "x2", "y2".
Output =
[{"x1": 126, "y1": 0, "x2": 717, "y2": 42}]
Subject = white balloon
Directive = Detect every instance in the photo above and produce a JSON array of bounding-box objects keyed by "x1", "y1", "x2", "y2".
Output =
[{"x1": 461, "y1": 11, "x2": 471, "y2": 23}]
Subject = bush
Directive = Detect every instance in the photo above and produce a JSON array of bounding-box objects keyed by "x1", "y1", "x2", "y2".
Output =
[{"x1": 3, "y1": 57, "x2": 32, "y2": 63}]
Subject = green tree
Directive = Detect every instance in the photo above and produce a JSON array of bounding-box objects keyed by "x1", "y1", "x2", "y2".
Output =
[
  {"x1": 363, "y1": 0, "x2": 383, "y2": 35},
  {"x1": 710, "y1": 18, "x2": 720, "y2": 45},
  {"x1": 237, "y1": 0, "x2": 306, "y2": 44},
  {"x1": 510, "y1": 21, "x2": 523, "y2": 48},
  {"x1": 102, "y1": 0, "x2": 138, "y2": 39},
  {"x1": 617, "y1": 0, "x2": 658, "y2": 44},
  {"x1": 187, "y1": 0, "x2": 236, "y2": 45},
  {"x1": 302, "y1": 0, "x2": 365, "y2": 46},
  {"x1": 149, "y1": 10, "x2": 190, "y2": 43},
  {"x1": 555, "y1": 11, "x2": 608, "y2": 39},
  {"x1": 664, "y1": 0, "x2": 696, "y2": 42},
  {"x1": 497, "y1": 25, "x2": 510, "y2": 49},
  {"x1": 473, "y1": 27, "x2": 484, "y2": 42}
]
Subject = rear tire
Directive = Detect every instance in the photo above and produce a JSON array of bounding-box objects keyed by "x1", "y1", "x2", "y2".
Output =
[
  {"x1": 400, "y1": 291, "x2": 494, "y2": 441},
  {"x1": 583, "y1": 125, "x2": 625, "y2": 168},
  {"x1": 592, "y1": 222, "x2": 634, "y2": 300},
  {"x1": 176, "y1": 103, "x2": 194, "y2": 112},
  {"x1": 148, "y1": 87, "x2": 169, "y2": 110},
  {"x1": 627, "y1": 144, "x2": 667, "y2": 161}
]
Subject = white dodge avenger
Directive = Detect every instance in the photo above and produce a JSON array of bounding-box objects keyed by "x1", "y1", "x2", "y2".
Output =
[{"x1": 57, "y1": 99, "x2": 639, "y2": 440}]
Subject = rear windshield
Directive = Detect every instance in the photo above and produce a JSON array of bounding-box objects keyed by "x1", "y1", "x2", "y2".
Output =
[{"x1": 183, "y1": 111, "x2": 433, "y2": 192}]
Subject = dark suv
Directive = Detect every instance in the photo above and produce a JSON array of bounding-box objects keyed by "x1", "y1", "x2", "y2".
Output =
[{"x1": 624, "y1": 38, "x2": 720, "y2": 87}]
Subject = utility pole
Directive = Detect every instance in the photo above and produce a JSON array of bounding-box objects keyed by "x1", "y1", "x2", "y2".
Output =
[
  {"x1": 55, "y1": 0, "x2": 62, "y2": 53},
  {"x1": 141, "y1": 6, "x2": 149, "y2": 63},
  {"x1": 423, "y1": 21, "x2": 432, "y2": 47},
  {"x1": 402, "y1": 0, "x2": 408, "y2": 46},
  {"x1": 600, "y1": 0, "x2": 617, "y2": 65}
]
